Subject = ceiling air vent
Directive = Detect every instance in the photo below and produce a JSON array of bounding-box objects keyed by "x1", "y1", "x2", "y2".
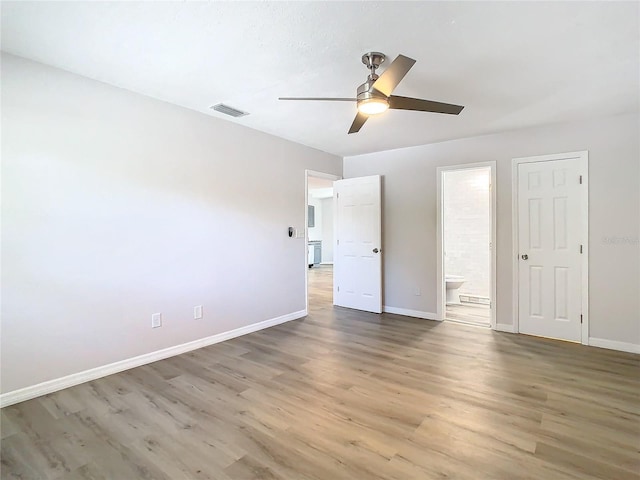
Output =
[{"x1": 210, "y1": 103, "x2": 249, "y2": 118}]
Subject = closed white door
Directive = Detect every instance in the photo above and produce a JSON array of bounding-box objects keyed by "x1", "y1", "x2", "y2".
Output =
[
  {"x1": 334, "y1": 175, "x2": 382, "y2": 313},
  {"x1": 518, "y1": 158, "x2": 584, "y2": 342}
]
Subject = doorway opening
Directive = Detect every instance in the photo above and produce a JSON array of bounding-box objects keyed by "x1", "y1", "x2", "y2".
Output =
[
  {"x1": 305, "y1": 170, "x2": 340, "y2": 313},
  {"x1": 437, "y1": 163, "x2": 496, "y2": 328}
]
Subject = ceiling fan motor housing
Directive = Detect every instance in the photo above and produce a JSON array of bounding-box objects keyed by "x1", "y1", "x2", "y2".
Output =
[{"x1": 357, "y1": 80, "x2": 386, "y2": 101}]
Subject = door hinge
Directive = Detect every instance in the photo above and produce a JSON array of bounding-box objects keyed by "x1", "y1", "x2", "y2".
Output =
[
  {"x1": 337, "y1": 286, "x2": 340, "y2": 292},
  {"x1": 337, "y1": 239, "x2": 339, "y2": 245},
  {"x1": 580, "y1": 314, "x2": 583, "y2": 324},
  {"x1": 579, "y1": 175, "x2": 583, "y2": 184},
  {"x1": 336, "y1": 192, "x2": 339, "y2": 198},
  {"x1": 580, "y1": 244, "x2": 583, "y2": 254}
]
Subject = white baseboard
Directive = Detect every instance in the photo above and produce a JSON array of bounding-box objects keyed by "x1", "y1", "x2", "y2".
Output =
[
  {"x1": 0, "y1": 309, "x2": 307, "y2": 408},
  {"x1": 319, "y1": 261, "x2": 333, "y2": 265},
  {"x1": 495, "y1": 323, "x2": 516, "y2": 333},
  {"x1": 383, "y1": 306, "x2": 438, "y2": 321},
  {"x1": 588, "y1": 337, "x2": 640, "y2": 354}
]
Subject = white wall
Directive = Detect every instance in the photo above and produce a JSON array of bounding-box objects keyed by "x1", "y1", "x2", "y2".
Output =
[
  {"x1": 444, "y1": 168, "x2": 491, "y2": 298},
  {"x1": 344, "y1": 113, "x2": 640, "y2": 346},
  {"x1": 0, "y1": 54, "x2": 342, "y2": 395},
  {"x1": 321, "y1": 197, "x2": 334, "y2": 263}
]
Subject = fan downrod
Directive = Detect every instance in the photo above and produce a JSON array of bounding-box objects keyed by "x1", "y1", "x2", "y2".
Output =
[{"x1": 361, "y1": 52, "x2": 386, "y2": 80}]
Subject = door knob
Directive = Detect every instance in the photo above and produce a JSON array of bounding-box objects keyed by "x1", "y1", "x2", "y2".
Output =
[
  {"x1": 373, "y1": 248, "x2": 380, "y2": 253},
  {"x1": 521, "y1": 254, "x2": 528, "y2": 260}
]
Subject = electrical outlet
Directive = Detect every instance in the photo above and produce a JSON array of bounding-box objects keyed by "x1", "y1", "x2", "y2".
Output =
[
  {"x1": 151, "y1": 313, "x2": 162, "y2": 328},
  {"x1": 194, "y1": 305, "x2": 203, "y2": 320},
  {"x1": 415, "y1": 287, "x2": 421, "y2": 296}
]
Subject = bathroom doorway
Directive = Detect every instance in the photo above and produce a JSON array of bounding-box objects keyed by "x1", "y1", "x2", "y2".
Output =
[{"x1": 436, "y1": 163, "x2": 496, "y2": 328}]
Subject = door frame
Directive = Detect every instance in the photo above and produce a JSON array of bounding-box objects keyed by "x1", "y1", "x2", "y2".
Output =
[
  {"x1": 305, "y1": 169, "x2": 341, "y2": 314},
  {"x1": 436, "y1": 161, "x2": 497, "y2": 329},
  {"x1": 511, "y1": 151, "x2": 589, "y2": 344}
]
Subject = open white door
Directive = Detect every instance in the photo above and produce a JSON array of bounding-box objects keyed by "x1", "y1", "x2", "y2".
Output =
[{"x1": 334, "y1": 175, "x2": 382, "y2": 313}]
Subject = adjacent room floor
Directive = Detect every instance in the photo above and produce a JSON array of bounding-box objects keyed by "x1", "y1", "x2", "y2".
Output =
[
  {"x1": 2, "y1": 271, "x2": 639, "y2": 479},
  {"x1": 446, "y1": 302, "x2": 490, "y2": 326},
  {"x1": 308, "y1": 264, "x2": 333, "y2": 313}
]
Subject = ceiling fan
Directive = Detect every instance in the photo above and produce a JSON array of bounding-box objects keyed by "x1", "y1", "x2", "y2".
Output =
[{"x1": 279, "y1": 52, "x2": 464, "y2": 134}]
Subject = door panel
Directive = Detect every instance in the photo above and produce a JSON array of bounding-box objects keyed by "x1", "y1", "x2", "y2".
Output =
[
  {"x1": 334, "y1": 175, "x2": 382, "y2": 313},
  {"x1": 518, "y1": 159, "x2": 583, "y2": 342}
]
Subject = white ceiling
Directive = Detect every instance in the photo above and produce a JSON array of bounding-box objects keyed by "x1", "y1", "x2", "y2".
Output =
[{"x1": 2, "y1": 2, "x2": 638, "y2": 157}]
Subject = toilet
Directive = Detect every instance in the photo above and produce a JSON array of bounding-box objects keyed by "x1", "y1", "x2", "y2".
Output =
[{"x1": 445, "y1": 275, "x2": 465, "y2": 305}]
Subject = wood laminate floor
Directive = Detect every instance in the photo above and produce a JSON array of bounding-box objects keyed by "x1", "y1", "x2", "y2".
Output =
[{"x1": 2, "y1": 266, "x2": 639, "y2": 479}]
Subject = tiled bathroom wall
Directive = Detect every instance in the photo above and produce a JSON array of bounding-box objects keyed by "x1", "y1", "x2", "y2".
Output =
[{"x1": 443, "y1": 167, "x2": 491, "y2": 299}]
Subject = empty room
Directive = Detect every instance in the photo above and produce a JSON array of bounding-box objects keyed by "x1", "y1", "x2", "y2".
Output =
[{"x1": 1, "y1": 2, "x2": 639, "y2": 479}]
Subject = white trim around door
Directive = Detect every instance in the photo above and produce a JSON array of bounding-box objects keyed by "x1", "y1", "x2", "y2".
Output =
[
  {"x1": 511, "y1": 151, "x2": 589, "y2": 345},
  {"x1": 436, "y1": 161, "x2": 497, "y2": 329}
]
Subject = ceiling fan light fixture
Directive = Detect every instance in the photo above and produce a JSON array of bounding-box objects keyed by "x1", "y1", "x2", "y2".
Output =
[
  {"x1": 279, "y1": 52, "x2": 464, "y2": 134},
  {"x1": 357, "y1": 97, "x2": 389, "y2": 115}
]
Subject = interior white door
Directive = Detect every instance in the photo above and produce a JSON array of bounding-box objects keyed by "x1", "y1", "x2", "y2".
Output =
[
  {"x1": 334, "y1": 175, "x2": 382, "y2": 313},
  {"x1": 518, "y1": 158, "x2": 584, "y2": 342}
]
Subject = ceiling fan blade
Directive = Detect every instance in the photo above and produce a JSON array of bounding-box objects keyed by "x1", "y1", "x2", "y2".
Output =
[
  {"x1": 370, "y1": 55, "x2": 416, "y2": 97},
  {"x1": 388, "y1": 95, "x2": 464, "y2": 115},
  {"x1": 279, "y1": 97, "x2": 356, "y2": 102},
  {"x1": 348, "y1": 112, "x2": 368, "y2": 134}
]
